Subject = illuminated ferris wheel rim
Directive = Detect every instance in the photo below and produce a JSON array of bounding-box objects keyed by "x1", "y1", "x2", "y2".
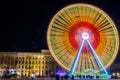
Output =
[{"x1": 47, "y1": 3, "x2": 119, "y2": 73}]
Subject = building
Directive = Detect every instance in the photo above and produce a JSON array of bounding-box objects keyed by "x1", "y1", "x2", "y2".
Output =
[
  {"x1": 0, "y1": 50, "x2": 62, "y2": 77},
  {"x1": 110, "y1": 63, "x2": 120, "y2": 78},
  {"x1": 0, "y1": 49, "x2": 119, "y2": 78}
]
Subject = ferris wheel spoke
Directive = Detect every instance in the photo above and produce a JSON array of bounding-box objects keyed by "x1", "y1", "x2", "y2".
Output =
[
  {"x1": 91, "y1": 26, "x2": 113, "y2": 34},
  {"x1": 66, "y1": 10, "x2": 76, "y2": 24},
  {"x1": 99, "y1": 26, "x2": 112, "y2": 32},
  {"x1": 96, "y1": 19, "x2": 109, "y2": 28},
  {"x1": 76, "y1": 7, "x2": 81, "y2": 21},
  {"x1": 95, "y1": 18, "x2": 106, "y2": 27},
  {"x1": 63, "y1": 10, "x2": 75, "y2": 25},
  {"x1": 54, "y1": 20, "x2": 70, "y2": 30},
  {"x1": 58, "y1": 14, "x2": 73, "y2": 27},
  {"x1": 77, "y1": 7, "x2": 82, "y2": 22},
  {"x1": 88, "y1": 12, "x2": 100, "y2": 32},
  {"x1": 92, "y1": 13, "x2": 102, "y2": 25},
  {"x1": 86, "y1": 40, "x2": 108, "y2": 75},
  {"x1": 97, "y1": 21, "x2": 110, "y2": 30},
  {"x1": 52, "y1": 25, "x2": 69, "y2": 32},
  {"x1": 99, "y1": 29, "x2": 114, "y2": 33},
  {"x1": 90, "y1": 58, "x2": 96, "y2": 70},
  {"x1": 60, "y1": 12, "x2": 73, "y2": 25}
]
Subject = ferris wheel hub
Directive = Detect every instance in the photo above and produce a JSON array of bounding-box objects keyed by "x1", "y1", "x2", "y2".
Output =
[{"x1": 82, "y1": 32, "x2": 89, "y2": 40}]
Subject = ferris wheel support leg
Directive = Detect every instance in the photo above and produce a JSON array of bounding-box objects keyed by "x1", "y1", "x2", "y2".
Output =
[
  {"x1": 69, "y1": 40, "x2": 85, "y2": 76},
  {"x1": 86, "y1": 40, "x2": 108, "y2": 75}
]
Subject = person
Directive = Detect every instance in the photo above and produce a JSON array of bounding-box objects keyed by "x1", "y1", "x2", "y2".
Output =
[
  {"x1": 71, "y1": 75, "x2": 74, "y2": 80},
  {"x1": 64, "y1": 74, "x2": 69, "y2": 80},
  {"x1": 55, "y1": 74, "x2": 60, "y2": 80},
  {"x1": 31, "y1": 72, "x2": 35, "y2": 80},
  {"x1": 50, "y1": 73, "x2": 54, "y2": 79},
  {"x1": 79, "y1": 74, "x2": 81, "y2": 78}
]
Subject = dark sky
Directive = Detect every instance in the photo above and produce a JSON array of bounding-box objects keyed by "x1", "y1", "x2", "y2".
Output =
[{"x1": 0, "y1": 0, "x2": 120, "y2": 63}]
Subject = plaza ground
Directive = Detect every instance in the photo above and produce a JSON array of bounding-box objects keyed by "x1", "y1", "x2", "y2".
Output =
[{"x1": 0, "y1": 78, "x2": 120, "y2": 80}]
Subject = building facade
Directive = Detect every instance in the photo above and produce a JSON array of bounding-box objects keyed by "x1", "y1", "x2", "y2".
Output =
[
  {"x1": 0, "y1": 50, "x2": 62, "y2": 77},
  {"x1": 0, "y1": 49, "x2": 119, "y2": 78},
  {"x1": 110, "y1": 63, "x2": 120, "y2": 78}
]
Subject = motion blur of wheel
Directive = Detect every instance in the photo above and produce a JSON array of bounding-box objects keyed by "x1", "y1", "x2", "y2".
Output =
[{"x1": 47, "y1": 3, "x2": 119, "y2": 74}]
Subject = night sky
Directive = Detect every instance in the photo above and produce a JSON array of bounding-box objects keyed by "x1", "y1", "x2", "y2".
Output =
[{"x1": 0, "y1": 0, "x2": 120, "y2": 62}]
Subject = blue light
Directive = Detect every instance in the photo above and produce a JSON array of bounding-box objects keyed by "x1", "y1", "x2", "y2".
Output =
[
  {"x1": 56, "y1": 69, "x2": 67, "y2": 76},
  {"x1": 69, "y1": 40, "x2": 84, "y2": 76},
  {"x1": 69, "y1": 34, "x2": 108, "y2": 76},
  {"x1": 87, "y1": 40, "x2": 108, "y2": 75}
]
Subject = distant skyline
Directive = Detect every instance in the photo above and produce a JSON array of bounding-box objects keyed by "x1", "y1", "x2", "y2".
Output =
[{"x1": 0, "y1": 0, "x2": 120, "y2": 55}]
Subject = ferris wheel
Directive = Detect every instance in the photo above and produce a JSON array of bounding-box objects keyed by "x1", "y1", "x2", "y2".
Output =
[{"x1": 47, "y1": 3, "x2": 119, "y2": 75}]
